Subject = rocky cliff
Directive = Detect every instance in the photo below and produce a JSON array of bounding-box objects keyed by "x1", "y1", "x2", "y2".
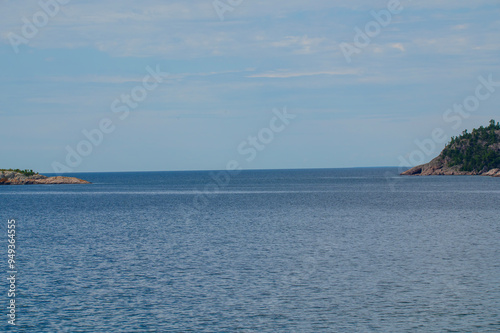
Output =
[
  {"x1": 0, "y1": 171, "x2": 91, "y2": 185},
  {"x1": 402, "y1": 120, "x2": 500, "y2": 177}
]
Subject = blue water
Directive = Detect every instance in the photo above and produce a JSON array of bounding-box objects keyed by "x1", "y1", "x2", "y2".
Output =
[{"x1": 1, "y1": 168, "x2": 499, "y2": 332}]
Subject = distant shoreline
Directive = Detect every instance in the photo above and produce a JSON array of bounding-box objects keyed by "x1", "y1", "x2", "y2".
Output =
[{"x1": 0, "y1": 170, "x2": 91, "y2": 185}]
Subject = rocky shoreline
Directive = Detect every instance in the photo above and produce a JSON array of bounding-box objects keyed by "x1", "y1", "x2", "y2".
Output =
[
  {"x1": 0, "y1": 171, "x2": 91, "y2": 185},
  {"x1": 401, "y1": 156, "x2": 500, "y2": 177}
]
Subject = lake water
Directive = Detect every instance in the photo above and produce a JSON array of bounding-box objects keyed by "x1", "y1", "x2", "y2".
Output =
[{"x1": 1, "y1": 168, "x2": 499, "y2": 332}]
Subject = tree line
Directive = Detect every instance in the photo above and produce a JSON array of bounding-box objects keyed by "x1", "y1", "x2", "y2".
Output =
[
  {"x1": 443, "y1": 120, "x2": 500, "y2": 172},
  {"x1": 0, "y1": 169, "x2": 38, "y2": 177}
]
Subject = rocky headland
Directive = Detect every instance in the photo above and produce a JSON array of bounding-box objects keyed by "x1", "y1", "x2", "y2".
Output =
[
  {"x1": 402, "y1": 120, "x2": 500, "y2": 177},
  {"x1": 0, "y1": 170, "x2": 90, "y2": 185}
]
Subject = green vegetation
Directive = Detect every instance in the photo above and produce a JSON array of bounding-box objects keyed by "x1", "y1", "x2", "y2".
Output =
[
  {"x1": 442, "y1": 119, "x2": 500, "y2": 172},
  {"x1": 0, "y1": 169, "x2": 38, "y2": 177}
]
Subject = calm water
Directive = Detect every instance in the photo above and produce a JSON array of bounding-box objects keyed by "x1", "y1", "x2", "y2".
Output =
[{"x1": 1, "y1": 168, "x2": 499, "y2": 332}]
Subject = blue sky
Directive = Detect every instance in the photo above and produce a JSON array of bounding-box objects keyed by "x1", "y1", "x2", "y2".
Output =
[{"x1": 1, "y1": 0, "x2": 499, "y2": 172}]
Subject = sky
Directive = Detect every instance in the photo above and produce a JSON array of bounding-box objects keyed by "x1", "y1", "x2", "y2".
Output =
[{"x1": 1, "y1": 0, "x2": 499, "y2": 173}]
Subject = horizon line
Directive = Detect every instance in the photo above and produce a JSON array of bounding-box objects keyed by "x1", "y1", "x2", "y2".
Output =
[{"x1": 40, "y1": 166, "x2": 408, "y2": 174}]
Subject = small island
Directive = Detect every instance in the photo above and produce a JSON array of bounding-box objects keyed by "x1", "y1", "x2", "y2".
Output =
[
  {"x1": 0, "y1": 169, "x2": 91, "y2": 185},
  {"x1": 402, "y1": 120, "x2": 500, "y2": 177}
]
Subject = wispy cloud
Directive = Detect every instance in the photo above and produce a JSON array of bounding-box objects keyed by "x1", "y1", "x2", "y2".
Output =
[
  {"x1": 248, "y1": 69, "x2": 361, "y2": 78},
  {"x1": 452, "y1": 24, "x2": 468, "y2": 31},
  {"x1": 45, "y1": 69, "x2": 257, "y2": 84},
  {"x1": 391, "y1": 43, "x2": 405, "y2": 52},
  {"x1": 48, "y1": 75, "x2": 149, "y2": 84},
  {"x1": 271, "y1": 35, "x2": 326, "y2": 54}
]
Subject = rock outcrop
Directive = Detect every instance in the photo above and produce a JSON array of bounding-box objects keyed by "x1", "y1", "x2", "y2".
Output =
[
  {"x1": 482, "y1": 168, "x2": 500, "y2": 177},
  {"x1": 402, "y1": 159, "x2": 500, "y2": 177},
  {"x1": 0, "y1": 171, "x2": 90, "y2": 185}
]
